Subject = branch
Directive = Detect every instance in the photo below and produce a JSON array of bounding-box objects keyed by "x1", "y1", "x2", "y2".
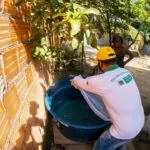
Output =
[
  {"x1": 101, "y1": 0, "x2": 112, "y2": 45},
  {"x1": 112, "y1": 17, "x2": 117, "y2": 36},
  {"x1": 127, "y1": 15, "x2": 150, "y2": 50},
  {"x1": 127, "y1": 30, "x2": 140, "y2": 50},
  {"x1": 106, "y1": 12, "x2": 112, "y2": 45}
]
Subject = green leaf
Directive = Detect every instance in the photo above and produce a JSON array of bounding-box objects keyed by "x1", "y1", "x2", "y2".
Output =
[
  {"x1": 73, "y1": 3, "x2": 82, "y2": 11},
  {"x1": 50, "y1": 0, "x2": 60, "y2": 6},
  {"x1": 85, "y1": 8, "x2": 100, "y2": 15},
  {"x1": 39, "y1": 48, "x2": 45, "y2": 56},
  {"x1": 85, "y1": 29, "x2": 91, "y2": 38},
  {"x1": 34, "y1": 48, "x2": 40, "y2": 55},
  {"x1": 58, "y1": 0, "x2": 63, "y2": 3},
  {"x1": 81, "y1": 15, "x2": 88, "y2": 22},
  {"x1": 32, "y1": 16, "x2": 39, "y2": 25},
  {"x1": 87, "y1": 35, "x2": 93, "y2": 45},
  {"x1": 52, "y1": 13, "x2": 66, "y2": 19},
  {"x1": 86, "y1": 33, "x2": 97, "y2": 48},
  {"x1": 70, "y1": 19, "x2": 81, "y2": 36},
  {"x1": 41, "y1": 38, "x2": 47, "y2": 45},
  {"x1": 45, "y1": 51, "x2": 51, "y2": 56},
  {"x1": 72, "y1": 37, "x2": 79, "y2": 49},
  {"x1": 91, "y1": 36, "x2": 97, "y2": 48}
]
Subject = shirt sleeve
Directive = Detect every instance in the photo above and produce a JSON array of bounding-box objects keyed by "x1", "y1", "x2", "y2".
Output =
[{"x1": 72, "y1": 75, "x2": 104, "y2": 95}]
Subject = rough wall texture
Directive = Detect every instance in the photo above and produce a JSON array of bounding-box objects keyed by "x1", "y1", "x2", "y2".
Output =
[{"x1": 0, "y1": 0, "x2": 52, "y2": 149}]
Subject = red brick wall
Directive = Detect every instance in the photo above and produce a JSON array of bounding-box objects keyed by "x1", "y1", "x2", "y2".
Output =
[{"x1": 0, "y1": 0, "x2": 50, "y2": 149}]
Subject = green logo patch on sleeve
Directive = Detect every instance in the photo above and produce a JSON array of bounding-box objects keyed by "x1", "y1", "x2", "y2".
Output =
[{"x1": 123, "y1": 74, "x2": 133, "y2": 84}]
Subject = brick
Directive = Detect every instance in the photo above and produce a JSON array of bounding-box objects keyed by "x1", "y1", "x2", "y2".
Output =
[
  {"x1": 11, "y1": 32, "x2": 19, "y2": 38},
  {"x1": 5, "y1": 67, "x2": 19, "y2": 82},
  {"x1": 3, "y1": 48, "x2": 19, "y2": 82},
  {"x1": 0, "y1": 38, "x2": 12, "y2": 50},
  {"x1": 0, "y1": 25, "x2": 10, "y2": 34},
  {"x1": 4, "y1": 55, "x2": 17, "y2": 67},
  {"x1": 10, "y1": 19, "x2": 23, "y2": 25},
  {"x1": 9, "y1": 18, "x2": 28, "y2": 27},
  {"x1": 25, "y1": 65, "x2": 33, "y2": 87},
  {"x1": 30, "y1": 62, "x2": 37, "y2": 76},
  {"x1": 10, "y1": 29, "x2": 20, "y2": 37},
  {"x1": 26, "y1": 44, "x2": 32, "y2": 62},
  {"x1": 19, "y1": 101, "x2": 30, "y2": 125},
  {"x1": 0, "y1": 51, "x2": 3, "y2": 76},
  {"x1": 0, "y1": 67, "x2": 2, "y2": 75},
  {"x1": 19, "y1": 57, "x2": 28, "y2": 69},
  {"x1": 26, "y1": 78, "x2": 47, "y2": 119},
  {"x1": 0, "y1": 33, "x2": 11, "y2": 40},
  {"x1": 0, "y1": 17, "x2": 9, "y2": 24},
  {"x1": 11, "y1": 36, "x2": 20, "y2": 45},
  {"x1": 9, "y1": 19, "x2": 30, "y2": 42},
  {"x1": 21, "y1": 32, "x2": 29, "y2": 41},
  {"x1": 4, "y1": 0, "x2": 15, "y2": 6},
  {"x1": 18, "y1": 44, "x2": 31, "y2": 70},
  {"x1": 9, "y1": 119, "x2": 25, "y2": 150},
  {"x1": 15, "y1": 72, "x2": 28, "y2": 100},
  {"x1": 0, "y1": 17, "x2": 10, "y2": 39},
  {"x1": 3, "y1": 6, "x2": 17, "y2": 15},
  {"x1": 10, "y1": 26, "x2": 18, "y2": 33},
  {"x1": 0, "y1": 108, "x2": 10, "y2": 148},
  {"x1": 11, "y1": 31, "x2": 21, "y2": 44},
  {"x1": 3, "y1": 48, "x2": 16, "y2": 58},
  {"x1": 17, "y1": 4, "x2": 29, "y2": 16},
  {"x1": 11, "y1": 30, "x2": 29, "y2": 42},
  {"x1": 3, "y1": 0, "x2": 17, "y2": 16},
  {"x1": 0, "y1": 102, "x2": 5, "y2": 113},
  {"x1": 0, "y1": 119, "x2": 10, "y2": 148},
  {"x1": 8, "y1": 102, "x2": 29, "y2": 150},
  {"x1": 3, "y1": 86, "x2": 20, "y2": 119}
]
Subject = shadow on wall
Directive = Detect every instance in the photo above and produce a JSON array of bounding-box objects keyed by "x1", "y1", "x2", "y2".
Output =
[
  {"x1": 34, "y1": 60, "x2": 52, "y2": 93},
  {"x1": 12, "y1": 102, "x2": 44, "y2": 150}
]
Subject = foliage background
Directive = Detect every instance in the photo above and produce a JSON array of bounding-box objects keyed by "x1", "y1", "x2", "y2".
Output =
[{"x1": 16, "y1": 0, "x2": 150, "y2": 70}]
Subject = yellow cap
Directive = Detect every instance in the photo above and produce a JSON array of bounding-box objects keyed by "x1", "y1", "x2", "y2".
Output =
[{"x1": 96, "y1": 46, "x2": 116, "y2": 61}]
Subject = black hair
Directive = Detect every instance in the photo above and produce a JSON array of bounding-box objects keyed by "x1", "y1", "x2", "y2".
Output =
[
  {"x1": 101, "y1": 58, "x2": 117, "y2": 65},
  {"x1": 112, "y1": 36, "x2": 123, "y2": 44}
]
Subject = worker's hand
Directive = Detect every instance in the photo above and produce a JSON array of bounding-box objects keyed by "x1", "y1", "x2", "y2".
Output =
[
  {"x1": 70, "y1": 79, "x2": 78, "y2": 89},
  {"x1": 70, "y1": 75, "x2": 82, "y2": 89}
]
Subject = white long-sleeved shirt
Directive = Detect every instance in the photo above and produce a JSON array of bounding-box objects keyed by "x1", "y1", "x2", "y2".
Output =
[{"x1": 72, "y1": 65, "x2": 144, "y2": 139}]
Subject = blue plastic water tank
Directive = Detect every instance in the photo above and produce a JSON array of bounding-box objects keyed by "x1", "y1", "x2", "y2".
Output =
[{"x1": 45, "y1": 77, "x2": 110, "y2": 142}]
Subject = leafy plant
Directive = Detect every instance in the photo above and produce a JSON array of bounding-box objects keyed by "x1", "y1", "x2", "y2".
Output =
[{"x1": 16, "y1": 0, "x2": 150, "y2": 64}]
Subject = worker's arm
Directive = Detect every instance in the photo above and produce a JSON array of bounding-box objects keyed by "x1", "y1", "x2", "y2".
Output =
[
  {"x1": 71, "y1": 75, "x2": 102, "y2": 95},
  {"x1": 124, "y1": 50, "x2": 134, "y2": 65}
]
